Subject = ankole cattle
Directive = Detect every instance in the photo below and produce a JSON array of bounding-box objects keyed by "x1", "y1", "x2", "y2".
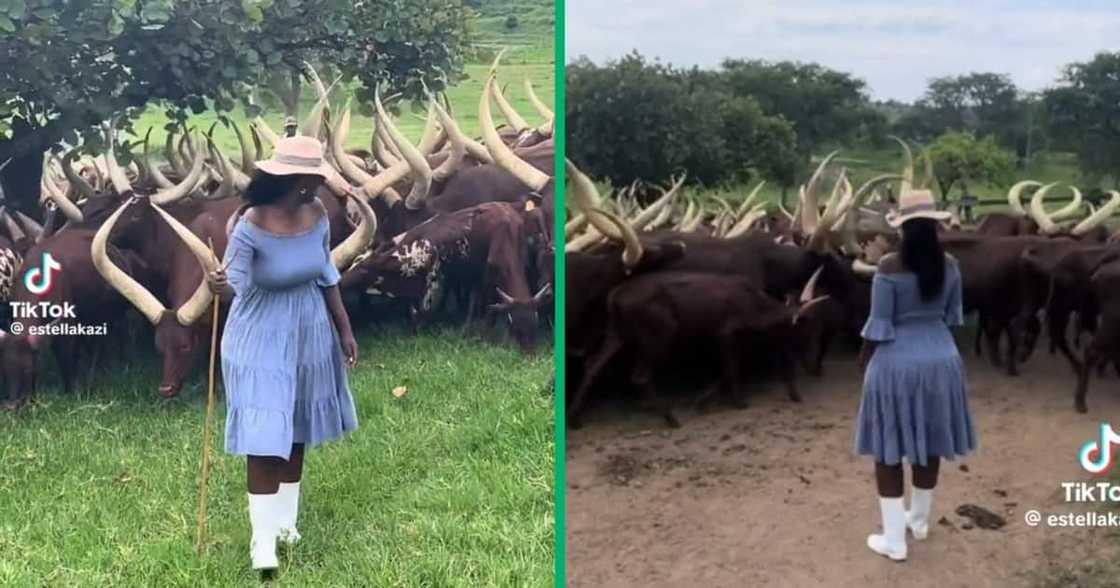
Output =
[
  {"x1": 567, "y1": 268, "x2": 828, "y2": 429},
  {"x1": 341, "y1": 200, "x2": 545, "y2": 352}
]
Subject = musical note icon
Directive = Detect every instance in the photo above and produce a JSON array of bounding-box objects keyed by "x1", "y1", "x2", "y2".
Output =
[{"x1": 1079, "y1": 422, "x2": 1120, "y2": 475}]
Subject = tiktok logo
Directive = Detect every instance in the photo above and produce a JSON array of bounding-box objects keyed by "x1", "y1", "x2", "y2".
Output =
[
  {"x1": 1079, "y1": 423, "x2": 1120, "y2": 475},
  {"x1": 23, "y1": 252, "x2": 62, "y2": 296}
]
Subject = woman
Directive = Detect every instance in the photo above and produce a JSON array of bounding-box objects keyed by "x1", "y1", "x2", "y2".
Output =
[
  {"x1": 206, "y1": 135, "x2": 360, "y2": 572},
  {"x1": 855, "y1": 188, "x2": 977, "y2": 562}
]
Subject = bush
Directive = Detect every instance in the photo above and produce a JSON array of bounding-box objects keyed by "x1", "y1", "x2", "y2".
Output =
[{"x1": 504, "y1": 14, "x2": 519, "y2": 30}]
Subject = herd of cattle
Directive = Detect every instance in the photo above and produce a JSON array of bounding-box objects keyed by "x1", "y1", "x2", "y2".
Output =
[
  {"x1": 0, "y1": 61, "x2": 554, "y2": 410},
  {"x1": 565, "y1": 139, "x2": 1120, "y2": 428}
]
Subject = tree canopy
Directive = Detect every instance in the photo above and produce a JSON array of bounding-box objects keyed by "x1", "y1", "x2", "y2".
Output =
[
  {"x1": 0, "y1": 0, "x2": 471, "y2": 212},
  {"x1": 1043, "y1": 51, "x2": 1120, "y2": 186},
  {"x1": 927, "y1": 130, "x2": 1014, "y2": 199},
  {"x1": 566, "y1": 52, "x2": 812, "y2": 192}
]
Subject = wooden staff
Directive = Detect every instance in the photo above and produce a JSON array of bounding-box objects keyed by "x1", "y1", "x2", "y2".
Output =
[{"x1": 196, "y1": 239, "x2": 224, "y2": 554}]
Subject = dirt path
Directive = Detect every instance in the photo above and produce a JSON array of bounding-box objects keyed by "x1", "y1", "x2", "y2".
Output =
[{"x1": 565, "y1": 351, "x2": 1120, "y2": 587}]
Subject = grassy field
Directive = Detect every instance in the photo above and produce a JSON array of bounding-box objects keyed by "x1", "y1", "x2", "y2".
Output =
[{"x1": 0, "y1": 327, "x2": 553, "y2": 586}]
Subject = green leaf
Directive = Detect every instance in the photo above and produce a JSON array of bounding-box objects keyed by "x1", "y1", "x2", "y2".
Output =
[
  {"x1": 7, "y1": 0, "x2": 25, "y2": 19},
  {"x1": 0, "y1": 16, "x2": 12, "y2": 32}
]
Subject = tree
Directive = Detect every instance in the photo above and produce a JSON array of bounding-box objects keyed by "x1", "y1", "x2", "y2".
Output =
[
  {"x1": 896, "y1": 73, "x2": 1030, "y2": 161},
  {"x1": 1044, "y1": 52, "x2": 1120, "y2": 186},
  {"x1": 927, "y1": 131, "x2": 1014, "y2": 200},
  {"x1": 718, "y1": 59, "x2": 884, "y2": 165},
  {"x1": 0, "y1": 0, "x2": 470, "y2": 216},
  {"x1": 565, "y1": 52, "x2": 798, "y2": 191}
]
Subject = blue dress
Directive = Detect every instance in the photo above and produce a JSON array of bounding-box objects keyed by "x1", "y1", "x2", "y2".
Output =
[
  {"x1": 220, "y1": 212, "x2": 358, "y2": 459},
  {"x1": 854, "y1": 257, "x2": 976, "y2": 466}
]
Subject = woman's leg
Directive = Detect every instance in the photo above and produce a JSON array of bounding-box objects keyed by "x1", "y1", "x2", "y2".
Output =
[
  {"x1": 277, "y1": 444, "x2": 305, "y2": 545},
  {"x1": 906, "y1": 456, "x2": 941, "y2": 541},
  {"x1": 246, "y1": 455, "x2": 285, "y2": 570},
  {"x1": 868, "y1": 461, "x2": 907, "y2": 560},
  {"x1": 911, "y1": 456, "x2": 940, "y2": 490},
  {"x1": 280, "y1": 443, "x2": 305, "y2": 483},
  {"x1": 247, "y1": 455, "x2": 285, "y2": 493},
  {"x1": 874, "y1": 462, "x2": 904, "y2": 497}
]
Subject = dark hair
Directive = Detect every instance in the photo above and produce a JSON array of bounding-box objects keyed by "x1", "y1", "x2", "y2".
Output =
[
  {"x1": 900, "y1": 217, "x2": 945, "y2": 302},
  {"x1": 243, "y1": 170, "x2": 309, "y2": 206}
]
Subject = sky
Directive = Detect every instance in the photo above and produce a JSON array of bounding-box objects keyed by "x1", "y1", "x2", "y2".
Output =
[{"x1": 566, "y1": 0, "x2": 1120, "y2": 102}]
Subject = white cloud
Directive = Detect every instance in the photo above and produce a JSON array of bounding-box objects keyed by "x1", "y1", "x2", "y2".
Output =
[{"x1": 566, "y1": 0, "x2": 1120, "y2": 101}]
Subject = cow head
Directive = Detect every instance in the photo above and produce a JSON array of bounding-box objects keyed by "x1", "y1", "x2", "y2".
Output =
[{"x1": 489, "y1": 284, "x2": 551, "y2": 353}]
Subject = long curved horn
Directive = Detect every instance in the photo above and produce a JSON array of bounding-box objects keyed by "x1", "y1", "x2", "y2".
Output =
[
  {"x1": 675, "y1": 199, "x2": 697, "y2": 230},
  {"x1": 630, "y1": 174, "x2": 684, "y2": 230},
  {"x1": 226, "y1": 119, "x2": 255, "y2": 174},
  {"x1": 646, "y1": 198, "x2": 675, "y2": 231},
  {"x1": 152, "y1": 132, "x2": 207, "y2": 205},
  {"x1": 206, "y1": 138, "x2": 235, "y2": 200},
  {"x1": 725, "y1": 206, "x2": 768, "y2": 238},
  {"x1": 13, "y1": 210, "x2": 43, "y2": 242},
  {"x1": 736, "y1": 181, "x2": 766, "y2": 217},
  {"x1": 492, "y1": 80, "x2": 529, "y2": 133},
  {"x1": 144, "y1": 203, "x2": 219, "y2": 325},
  {"x1": 1007, "y1": 180, "x2": 1039, "y2": 217},
  {"x1": 142, "y1": 129, "x2": 174, "y2": 189},
  {"x1": 40, "y1": 159, "x2": 84, "y2": 223},
  {"x1": 331, "y1": 189, "x2": 378, "y2": 269},
  {"x1": 165, "y1": 128, "x2": 185, "y2": 177},
  {"x1": 919, "y1": 148, "x2": 935, "y2": 191},
  {"x1": 1072, "y1": 190, "x2": 1120, "y2": 236},
  {"x1": 429, "y1": 95, "x2": 468, "y2": 182},
  {"x1": 481, "y1": 77, "x2": 550, "y2": 191},
  {"x1": 801, "y1": 150, "x2": 840, "y2": 235},
  {"x1": 416, "y1": 100, "x2": 444, "y2": 156},
  {"x1": 682, "y1": 202, "x2": 706, "y2": 233},
  {"x1": 777, "y1": 197, "x2": 795, "y2": 222},
  {"x1": 581, "y1": 208, "x2": 642, "y2": 267},
  {"x1": 60, "y1": 150, "x2": 96, "y2": 200},
  {"x1": 252, "y1": 118, "x2": 281, "y2": 150},
  {"x1": 853, "y1": 174, "x2": 903, "y2": 208},
  {"x1": 375, "y1": 85, "x2": 432, "y2": 210},
  {"x1": 800, "y1": 267, "x2": 824, "y2": 304},
  {"x1": 1029, "y1": 182, "x2": 1060, "y2": 235},
  {"x1": 104, "y1": 122, "x2": 133, "y2": 196},
  {"x1": 91, "y1": 198, "x2": 167, "y2": 324},
  {"x1": 1050, "y1": 186, "x2": 1083, "y2": 221},
  {"x1": 524, "y1": 78, "x2": 554, "y2": 121},
  {"x1": 890, "y1": 136, "x2": 914, "y2": 193},
  {"x1": 330, "y1": 105, "x2": 375, "y2": 187}
]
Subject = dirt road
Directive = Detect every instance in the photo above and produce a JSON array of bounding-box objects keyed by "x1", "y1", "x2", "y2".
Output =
[{"x1": 565, "y1": 351, "x2": 1120, "y2": 587}]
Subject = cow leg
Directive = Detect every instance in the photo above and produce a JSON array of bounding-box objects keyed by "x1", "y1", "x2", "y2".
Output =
[
  {"x1": 781, "y1": 346, "x2": 802, "y2": 403},
  {"x1": 1005, "y1": 321, "x2": 1020, "y2": 377},
  {"x1": 1052, "y1": 310, "x2": 1083, "y2": 375},
  {"x1": 808, "y1": 327, "x2": 830, "y2": 378},
  {"x1": 1076, "y1": 346, "x2": 1099, "y2": 414},
  {"x1": 461, "y1": 288, "x2": 478, "y2": 336},
  {"x1": 567, "y1": 333, "x2": 624, "y2": 429},
  {"x1": 51, "y1": 337, "x2": 79, "y2": 394},
  {"x1": 630, "y1": 358, "x2": 678, "y2": 428},
  {"x1": 718, "y1": 331, "x2": 748, "y2": 409},
  {"x1": 985, "y1": 319, "x2": 1004, "y2": 369}
]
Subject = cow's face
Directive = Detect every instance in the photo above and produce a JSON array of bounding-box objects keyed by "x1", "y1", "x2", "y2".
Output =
[
  {"x1": 153, "y1": 311, "x2": 200, "y2": 398},
  {"x1": 489, "y1": 284, "x2": 551, "y2": 354}
]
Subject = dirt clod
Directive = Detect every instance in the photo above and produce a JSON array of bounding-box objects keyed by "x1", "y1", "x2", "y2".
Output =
[{"x1": 955, "y1": 504, "x2": 1007, "y2": 530}]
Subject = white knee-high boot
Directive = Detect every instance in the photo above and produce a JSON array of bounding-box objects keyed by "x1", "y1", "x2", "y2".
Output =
[
  {"x1": 906, "y1": 487, "x2": 933, "y2": 540},
  {"x1": 277, "y1": 481, "x2": 302, "y2": 545},
  {"x1": 248, "y1": 493, "x2": 280, "y2": 570},
  {"x1": 867, "y1": 496, "x2": 908, "y2": 561}
]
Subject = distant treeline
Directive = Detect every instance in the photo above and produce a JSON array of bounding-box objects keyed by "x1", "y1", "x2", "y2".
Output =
[{"x1": 566, "y1": 51, "x2": 1120, "y2": 191}]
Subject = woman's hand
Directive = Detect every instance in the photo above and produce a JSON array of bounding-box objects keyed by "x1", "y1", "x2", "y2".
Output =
[
  {"x1": 341, "y1": 332, "x2": 359, "y2": 368},
  {"x1": 206, "y1": 268, "x2": 228, "y2": 295}
]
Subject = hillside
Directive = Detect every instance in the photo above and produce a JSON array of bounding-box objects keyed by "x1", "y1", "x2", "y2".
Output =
[{"x1": 469, "y1": 0, "x2": 554, "y2": 63}]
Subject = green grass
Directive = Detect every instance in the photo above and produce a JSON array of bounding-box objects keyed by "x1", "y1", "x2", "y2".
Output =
[
  {"x1": 131, "y1": 59, "x2": 555, "y2": 162},
  {"x1": 0, "y1": 327, "x2": 553, "y2": 586}
]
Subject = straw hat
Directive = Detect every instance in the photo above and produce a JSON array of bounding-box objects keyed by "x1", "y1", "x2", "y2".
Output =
[
  {"x1": 254, "y1": 135, "x2": 331, "y2": 179},
  {"x1": 886, "y1": 189, "x2": 951, "y2": 228}
]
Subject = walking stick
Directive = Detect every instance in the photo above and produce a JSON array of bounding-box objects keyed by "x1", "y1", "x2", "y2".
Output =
[{"x1": 196, "y1": 240, "x2": 223, "y2": 554}]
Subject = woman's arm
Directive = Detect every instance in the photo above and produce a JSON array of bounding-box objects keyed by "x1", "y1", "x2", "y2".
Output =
[
  {"x1": 322, "y1": 285, "x2": 358, "y2": 367},
  {"x1": 859, "y1": 273, "x2": 897, "y2": 370},
  {"x1": 315, "y1": 217, "x2": 358, "y2": 366}
]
